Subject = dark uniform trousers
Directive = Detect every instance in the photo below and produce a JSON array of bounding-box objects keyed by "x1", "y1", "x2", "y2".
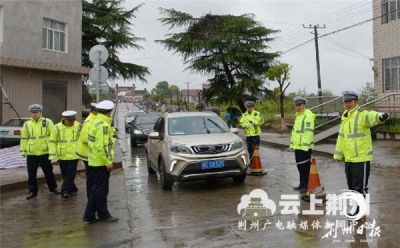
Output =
[
  {"x1": 246, "y1": 136, "x2": 260, "y2": 160},
  {"x1": 27, "y1": 154, "x2": 58, "y2": 193},
  {"x1": 83, "y1": 160, "x2": 94, "y2": 199},
  {"x1": 295, "y1": 149, "x2": 312, "y2": 189},
  {"x1": 345, "y1": 161, "x2": 370, "y2": 196},
  {"x1": 83, "y1": 166, "x2": 111, "y2": 220},
  {"x1": 59, "y1": 159, "x2": 79, "y2": 195}
]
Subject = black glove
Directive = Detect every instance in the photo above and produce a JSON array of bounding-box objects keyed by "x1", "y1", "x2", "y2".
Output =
[{"x1": 379, "y1": 113, "x2": 389, "y2": 122}]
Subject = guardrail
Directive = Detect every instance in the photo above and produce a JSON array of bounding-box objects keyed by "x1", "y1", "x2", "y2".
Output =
[{"x1": 308, "y1": 93, "x2": 400, "y2": 130}]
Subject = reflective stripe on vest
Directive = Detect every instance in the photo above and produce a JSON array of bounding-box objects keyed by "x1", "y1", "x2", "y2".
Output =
[
  {"x1": 347, "y1": 110, "x2": 366, "y2": 138},
  {"x1": 295, "y1": 116, "x2": 307, "y2": 134},
  {"x1": 76, "y1": 152, "x2": 88, "y2": 160},
  {"x1": 95, "y1": 121, "x2": 104, "y2": 127},
  {"x1": 335, "y1": 151, "x2": 343, "y2": 156},
  {"x1": 55, "y1": 125, "x2": 79, "y2": 143}
]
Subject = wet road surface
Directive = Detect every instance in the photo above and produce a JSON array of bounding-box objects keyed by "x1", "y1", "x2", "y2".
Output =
[
  {"x1": 124, "y1": 145, "x2": 400, "y2": 248},
  {"x1": 1, "y1": 103, "x2": 399, "y2": 248}
]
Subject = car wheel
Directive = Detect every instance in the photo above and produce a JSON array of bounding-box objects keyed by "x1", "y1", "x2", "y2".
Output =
[
  {"x1": 233, "y1": 173, "x2": 247, "y2": 183},
  {"x1": 159, "y1": 158, "x2": 172, "y2": 190},
  {"x1": 147, "y1": 152, "x2": 156, "y2": 175}
]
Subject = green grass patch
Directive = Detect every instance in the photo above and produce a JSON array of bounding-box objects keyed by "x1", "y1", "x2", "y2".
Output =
[{"x1": 377, "y1": 117, "x2": 400, "y2": 132}]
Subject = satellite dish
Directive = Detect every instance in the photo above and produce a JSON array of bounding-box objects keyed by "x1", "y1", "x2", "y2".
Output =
[{"x1": 89, "y1": 45, "x2": 109, "y2": 65}]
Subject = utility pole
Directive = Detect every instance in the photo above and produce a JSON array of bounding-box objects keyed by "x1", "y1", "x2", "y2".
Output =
[
  {"x1": 132, "y1": 83, "x2": 136, "y2": 102},
  {"x1": 184, "y1": 82, "x2": 190, "y2": 110},
  {"x1": 304, "y1": 24, "x2": 325, "y2": 105}
]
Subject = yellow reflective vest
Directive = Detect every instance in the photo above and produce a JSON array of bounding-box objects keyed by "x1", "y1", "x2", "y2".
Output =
[
  {"x1": 48, "y1": 120, "x2": 81, "y2": 160},
  {"x1": 88, "y1": 113, "x2": 115, "y2": 167},
  {"x1": 20, "y1": 117, "x2": 54, "y2": 156},
  {"x1": 76, "y1": 113, "x2": 96, "y2": 161},
  {"x1": 334, "y1": 105, "x2": 383, "y2": 162},
  {"x1": 239, "y1": 110, "x2": 264, "y2": 137},
  {"x1": 290, "y1": 109, "x2": 316, "y2": 151}
]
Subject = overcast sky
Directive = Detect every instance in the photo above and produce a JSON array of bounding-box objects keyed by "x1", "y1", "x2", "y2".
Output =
[{"x1": 112, "y1": 0, "x2": 374, "y2": 96}]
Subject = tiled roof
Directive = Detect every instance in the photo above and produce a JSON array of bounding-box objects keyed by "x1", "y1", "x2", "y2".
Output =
[{"x1": 0, "y1": 57, "x2": 89, "y2": 74}]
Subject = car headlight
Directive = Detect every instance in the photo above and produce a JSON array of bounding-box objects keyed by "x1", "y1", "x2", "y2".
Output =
[
  {"x1": 133, "y1": 129, "x2": 143, "y2": 135},
  {"x1": 169, "y1": 143, "x2": 191, "y2": 154},
  {"x1": 230, "y1": 139, "x2": 244, "y2": 151}
]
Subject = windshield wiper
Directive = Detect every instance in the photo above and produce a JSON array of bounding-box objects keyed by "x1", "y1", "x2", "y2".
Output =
[
  {"x1": 207, "y1": 118, "x2": 226, "y2": 133},
  {"x1": 202, "y1": 118, "x2": 211, "y2": 134}
]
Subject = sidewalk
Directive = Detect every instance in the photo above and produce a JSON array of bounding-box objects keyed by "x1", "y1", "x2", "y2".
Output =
[{"x1": 0, "y1": 144, "x2": 123, "y2": 193}]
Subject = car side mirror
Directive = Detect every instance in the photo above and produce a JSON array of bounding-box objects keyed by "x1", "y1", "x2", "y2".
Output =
[
  {"x1": 148, "y1": 132, "x2": 160, "y2": 139},
  {"x1": 231, "y1": 128, "x2": 239, "y2": 134}
]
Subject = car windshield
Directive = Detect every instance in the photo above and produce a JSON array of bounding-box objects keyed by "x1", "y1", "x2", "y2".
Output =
[
  {"x1": 2, "y1": 119, "x2": 28, "y2": 127},
  {"x1": 126, "y1": 111, "x2": 144, "y2": 117},
  {"x1": 168, "y1": 116, "x2": 229, "y2": 136},
  {"x1": 136, "y1": 115, "x2": 160, "y2": 125}
]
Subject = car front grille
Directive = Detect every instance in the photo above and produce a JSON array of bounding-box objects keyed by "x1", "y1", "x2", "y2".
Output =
[
  {"x1": 191, "y1": 144, "x2": 230, "y2": 154},
  {"x1": 143, "y1": 129, "x2": 151, "y2": 135}
]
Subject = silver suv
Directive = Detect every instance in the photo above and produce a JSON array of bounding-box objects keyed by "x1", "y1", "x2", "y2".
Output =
[{"x1": 146, "y1": 111, "x2": 249, "y2": 190}]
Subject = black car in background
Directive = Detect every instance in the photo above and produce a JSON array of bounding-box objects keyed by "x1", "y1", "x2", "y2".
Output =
[
  {"x1": 124, "y1": 110, "x2": 146, "y2": 132},
  {"x1": 130, "y1": 114, "x2": 162, "y2": 147}
]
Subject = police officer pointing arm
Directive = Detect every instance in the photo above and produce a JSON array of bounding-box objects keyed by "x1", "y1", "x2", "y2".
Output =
[{"x1": 334, "y1": 90, "x2": 389, "y2": 221}]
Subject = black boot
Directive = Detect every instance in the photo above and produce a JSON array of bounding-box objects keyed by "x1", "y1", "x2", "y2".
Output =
[{"x1": 26, "y1": 192, "x2": 37, "y2": 200}]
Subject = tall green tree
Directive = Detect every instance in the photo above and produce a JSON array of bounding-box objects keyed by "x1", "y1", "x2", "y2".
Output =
[
  {"x1": 266, "y1": 63, "x2": 292, "y2": 119},
  {"x1": 358, "y1": 82, "x2": 375, "y2": 104},
  {"x1": 156, "y1": 9, "x2": 279, "y2": 112},
  {"x1": 82, "y1": 0, "x2": 150, "y2": 81},
  {"x1": 154, "y1": 81, "x2": 170, "y2": 99},
  {"x1": 169, "y1": 85, "x2": 180, "y2": 102}
]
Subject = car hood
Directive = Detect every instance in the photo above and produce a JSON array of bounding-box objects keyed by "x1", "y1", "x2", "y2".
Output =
[{"x1": 169, "y1": 133, "x2": 240, "y2": 145}]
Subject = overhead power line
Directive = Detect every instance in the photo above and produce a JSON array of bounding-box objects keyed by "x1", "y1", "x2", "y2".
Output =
[{"x1": 281, "y1": 7, "x2": 399, "y2": 55}]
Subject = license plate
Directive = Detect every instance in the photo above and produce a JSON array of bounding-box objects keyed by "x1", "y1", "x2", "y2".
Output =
[
  {"x1": 201, "y1": 160, "x2": 225, "y2": 170},
  {"x1": 0, "y1": 131, "x2": 10, "y2": 135}
]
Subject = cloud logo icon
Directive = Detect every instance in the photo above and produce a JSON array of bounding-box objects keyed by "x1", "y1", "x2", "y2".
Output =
[{"x1": 237, "y1": 189, "x2": 276, "y2": 217}]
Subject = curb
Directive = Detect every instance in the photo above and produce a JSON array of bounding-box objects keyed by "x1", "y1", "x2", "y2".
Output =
[
  {"x1": 0, "y1": 168, "x2": 85, "y2": 193},
  {"x1": 0, "y1": 162, "x2": 123, "y2": 194},
  {"x1": 259, "y1": 139, "x2": 334, "y2": 158}
]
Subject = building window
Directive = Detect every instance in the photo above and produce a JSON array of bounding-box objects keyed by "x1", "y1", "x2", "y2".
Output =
[
  {"x1": 381, "y1": 0, "x2": 400, "y2": 24},
  {"x1": 383, "y1": 57, "x2": 400, "y2": 91},
  {"x1": 42, "y1": 18, "x2": 66, "y2": 52}
]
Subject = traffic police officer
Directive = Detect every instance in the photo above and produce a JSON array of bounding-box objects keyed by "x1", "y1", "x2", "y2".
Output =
[
  {"x1": 76, "y1": 103, "x2": 97, "y2": 199},
  {"x1": 334, "y1": 90, "x2": 389, "y2": 220},
  {"x1": 239, "y1": 101, "x2": 264, "y2": 160},
  {"x1": 290, "y1": 96, "x2": 316, "y2": 193},
  {"x1": 49, "y1": 110, "x2": 81, "y2": 199},
  {"x1": 20, "y1": 104, "x2": 60, "y2": 200},
  {"x1": 83, "y1": 100, "x2": 119, "y2": 223}
]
